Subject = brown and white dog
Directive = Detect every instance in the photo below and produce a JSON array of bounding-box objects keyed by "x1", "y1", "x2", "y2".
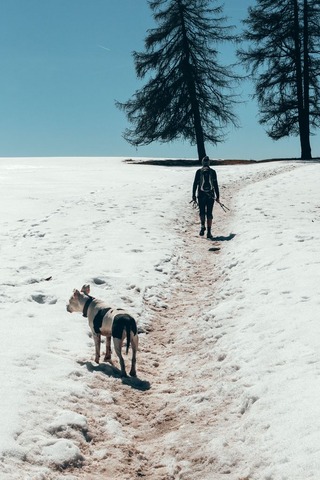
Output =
[{"x1": 66, "y1": 284, "x2": 138, "y2": 378}]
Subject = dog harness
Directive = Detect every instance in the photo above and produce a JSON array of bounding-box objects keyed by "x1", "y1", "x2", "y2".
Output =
[
  {"x1": 82, "y1": 296, "x2": 111, "y2": 334},
  {"x1": 82, "y1": 295, "x2": 94, "y2": 318},
  {"x1": 93, "y1": 307, "x2": 111, "y2": 334},
  {"x1": 83, "y1": 296, "x2": 133, "y2": 337}
]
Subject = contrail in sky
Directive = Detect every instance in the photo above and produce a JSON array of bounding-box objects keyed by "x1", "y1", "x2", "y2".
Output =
[{"x1": 97, "y1": 44, "x2": 111, "y2": 52}]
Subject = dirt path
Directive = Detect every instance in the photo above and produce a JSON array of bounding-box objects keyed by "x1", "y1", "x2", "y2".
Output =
[{"x1": 68, "y1": 208, "x2": 232, "y2": 480}]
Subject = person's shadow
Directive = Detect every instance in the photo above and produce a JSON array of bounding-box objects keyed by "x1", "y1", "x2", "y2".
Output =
[
  {"x1": 211, "y1": 233, "x2": 236, "y2": 242},
  {"x1": 78, "y1": 360, "x2": 151, "y2": 391}
]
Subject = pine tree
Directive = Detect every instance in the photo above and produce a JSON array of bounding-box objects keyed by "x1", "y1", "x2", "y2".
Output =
[
  {"x1": 116, "y1": 0, "x2": 239, "y2": 161},
  {"x1": 238, "y1": 0, "x2": 320, "y2": 160}
]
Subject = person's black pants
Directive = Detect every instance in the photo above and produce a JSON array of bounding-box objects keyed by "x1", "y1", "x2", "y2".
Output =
[{"x1": 198, "y1": 193, "x2": 214, "y2": 220}]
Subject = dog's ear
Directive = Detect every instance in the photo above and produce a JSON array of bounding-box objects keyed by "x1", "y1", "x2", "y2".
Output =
[
  {"x1": 73, "y1": 289, "x2": 80, "y2": 298},
  {"x1": 81, "y1": 284, "x2": 90, "y2": 295}
]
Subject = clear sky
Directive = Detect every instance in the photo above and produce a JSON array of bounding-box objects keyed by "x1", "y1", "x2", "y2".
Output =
[{"x1": 0, "y1": 0, "x2": 319, "y2": 160}]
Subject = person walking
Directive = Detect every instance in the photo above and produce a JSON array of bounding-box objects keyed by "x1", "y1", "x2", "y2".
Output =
[{"x1": 192, "y1": 156, "x2": 220, "y2": 239}]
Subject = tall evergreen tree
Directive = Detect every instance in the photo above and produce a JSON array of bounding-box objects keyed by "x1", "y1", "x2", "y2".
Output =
[
  {"x1": 117, "y1": 0, "x2": 239, "y2": 161},
  {"x1": 238, "y1": 0, "x2": 320, "y2": 160}
]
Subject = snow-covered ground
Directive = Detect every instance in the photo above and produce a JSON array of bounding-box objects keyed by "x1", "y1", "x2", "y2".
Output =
[{"x1": 0, "y1": 156, "x2": 319, "y2": 479}]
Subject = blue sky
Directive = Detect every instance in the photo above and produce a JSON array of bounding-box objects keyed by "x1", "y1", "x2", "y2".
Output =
[{"x1": 0, "y1": 0, "x2": 318, "y2": 160}]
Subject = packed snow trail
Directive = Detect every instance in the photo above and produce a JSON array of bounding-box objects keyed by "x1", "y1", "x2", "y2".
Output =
[{"x1": 59, "y1": 173, "x2": 241, "y2": 480}]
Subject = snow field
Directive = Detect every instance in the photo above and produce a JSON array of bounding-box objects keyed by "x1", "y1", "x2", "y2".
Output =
[{"x1": 0, "y1": 157, "x2": 319, "y2": 479}]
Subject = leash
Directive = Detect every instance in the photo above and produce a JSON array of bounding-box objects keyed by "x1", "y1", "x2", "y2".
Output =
[{"x1": 217, "y1": 201, "x2": 230, "y2": 213}]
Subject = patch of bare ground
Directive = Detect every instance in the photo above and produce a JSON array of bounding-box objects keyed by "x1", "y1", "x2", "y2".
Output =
[{"x1": 124, "y1": 157, "x2": 307, "y2": 167}]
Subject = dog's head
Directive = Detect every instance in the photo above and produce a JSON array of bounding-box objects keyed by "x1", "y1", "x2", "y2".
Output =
[{"x1": 66, "y1": 288, "x2": 87, "y2": 313}]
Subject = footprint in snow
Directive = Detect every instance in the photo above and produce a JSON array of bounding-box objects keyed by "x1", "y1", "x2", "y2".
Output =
[
  {"x1": 92, "y1": 277, "x2": 107, "y2": 285},
  {"x1": 209, "y1": 247, "x2": 220, "y2": 252},
  {"x1": 30, "y1": 293, "x2": 57, "y2": 304}
]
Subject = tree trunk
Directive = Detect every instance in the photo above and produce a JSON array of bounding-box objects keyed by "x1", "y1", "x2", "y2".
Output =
[
  {"x1": 178, "y1": 0, "x2": 206, "y2": 162},
  {"x1": 302, "y1": 0, "x2": 312, "y2": 159},
  {"x1": 192, "y1": 100, "x2": 206, "y2": 162},
  {"x1": 293, "y1": 0, "x2": 312, "y2": 159}
]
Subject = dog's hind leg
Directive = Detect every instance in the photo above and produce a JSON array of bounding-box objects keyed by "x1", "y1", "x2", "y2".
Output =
[
  {"x1": 129, "y1": 333, "x2": 138, "y2": 377},
  {"x1": 93, "y1": 334, "x2": 101, "y2": 364},
  {"x1": 113, "y1": 338, "x2": 127, "y2": 377},
  {"x1": 104, "y1": 335, "x2": 113, "y2": 364}
]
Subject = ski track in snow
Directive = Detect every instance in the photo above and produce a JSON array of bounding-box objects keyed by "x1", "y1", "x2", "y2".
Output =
[{"x1": 0, "y1": 160, "x2": 310, "y2": 479}]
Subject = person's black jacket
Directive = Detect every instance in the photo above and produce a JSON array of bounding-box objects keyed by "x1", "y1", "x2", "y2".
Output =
[{"x1": 192, "y1": 167, "x2": 220, "y2": 200}]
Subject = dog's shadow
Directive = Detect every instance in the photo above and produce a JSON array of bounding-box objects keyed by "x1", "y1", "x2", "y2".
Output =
[{"x1": 78, "y1": 360, "x2": 151, "y2": 391}]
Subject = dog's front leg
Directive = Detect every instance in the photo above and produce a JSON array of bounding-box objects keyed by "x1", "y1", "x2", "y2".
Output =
[
  {"x1": 104, "y1": 335, "x2": 113, "y2": 364},
  {"x1": 93, "y1": 334, "x2": 101, "y2": 364}
]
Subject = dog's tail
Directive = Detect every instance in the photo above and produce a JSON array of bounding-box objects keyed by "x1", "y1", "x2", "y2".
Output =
[
  {"x1": 126, "y1": 315, "x2": 137, "y2": 354},
  {"x1": 126, "y1": 324, "x2": 131, "y2": 355}
]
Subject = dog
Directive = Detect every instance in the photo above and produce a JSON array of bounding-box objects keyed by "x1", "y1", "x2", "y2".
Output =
[{"x1": 66, "y1": 284, "x2": 138, "y2": 378}]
